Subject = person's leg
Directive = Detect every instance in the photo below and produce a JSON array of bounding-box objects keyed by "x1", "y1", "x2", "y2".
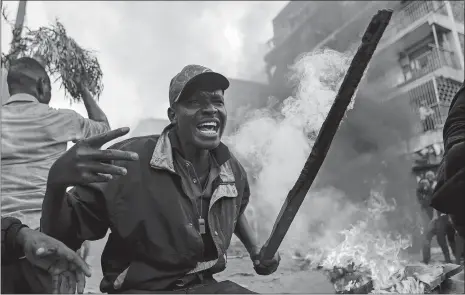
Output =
[
  {"x1": 422, "y1": 223, "x2": 435, "y2": 264},
  {"x1": 445, "y1": 221, "x2": 457, "y2": 259},
  {"x1": 455, "y1": 232, "x2": 465, "y2": 265},
  {"x1": 426, "y1": 207, "x2": 434, "y2": 221},
  {"x1": 436, "y1": 218, "x2": 452, "y2": 263}
]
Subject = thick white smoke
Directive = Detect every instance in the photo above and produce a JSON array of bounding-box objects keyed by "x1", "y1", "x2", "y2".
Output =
[{"x1": 226, "y1": 49, "x2": 361, "y2": 255}]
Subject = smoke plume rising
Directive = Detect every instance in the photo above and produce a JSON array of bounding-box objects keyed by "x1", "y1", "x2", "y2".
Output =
[
  {"x1": 226, "y1": 47, "x2": 425, "y2": 257},
  {"x1": 226, "y1": 48, "x2": 358, "y2": 254}
]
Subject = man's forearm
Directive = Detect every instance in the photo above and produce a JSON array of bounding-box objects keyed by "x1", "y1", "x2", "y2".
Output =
[
  {"x1": 234, "y1": 214, "x2": 260, "y2": 256},
  {"x1": 81, "y1": 87, "x2": 109, "y2": 126}
]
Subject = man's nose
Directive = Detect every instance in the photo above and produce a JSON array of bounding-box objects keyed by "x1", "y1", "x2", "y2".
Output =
[{"x1": 202, "y1": 103, "x2": 218, "y2": 114}]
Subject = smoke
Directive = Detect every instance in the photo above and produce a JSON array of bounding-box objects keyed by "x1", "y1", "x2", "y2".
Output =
[
  {"x1": 319, "y1": 45, "x2": 426, "y2": 252},
  {"x1": 232, "y1": 1, "x2": 288, "y2": 83},
  {"x1": 226, "y1": 46, "x2": 426, "y2": 257},
  {"x1": 226, "y1": 48, "x2": 358, "y2": 254}
]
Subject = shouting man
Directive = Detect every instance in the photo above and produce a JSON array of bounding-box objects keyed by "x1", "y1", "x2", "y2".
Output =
[{"x1": 42, "y1": 65, "x2": 280, "y2": 293}]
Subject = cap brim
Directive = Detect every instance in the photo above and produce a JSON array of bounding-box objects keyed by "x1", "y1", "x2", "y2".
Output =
[{"x1": 174, "y1": 72, "x2": 230, "y2": 104}]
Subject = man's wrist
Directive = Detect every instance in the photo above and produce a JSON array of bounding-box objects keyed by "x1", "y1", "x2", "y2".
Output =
[
  {"x1": 249, "y1": 245, "x2": 260, "y2": 259},
  {"x1": 80, "y1": 87, "x2": 92, "y2": 102},
  {"x1": 16, "y1": 227, "x2": 31, "y2": 248},
  {"x1": 11, "y1": 224, "x2": 30, "y2": 258}
]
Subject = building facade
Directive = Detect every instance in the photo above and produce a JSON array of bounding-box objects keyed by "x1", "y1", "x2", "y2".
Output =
[
  {"x1": 264, "y1": 0, "x2": 464, "y2": 175},
  {"x1": 223, "y1": 78, "x2": 271, "y2": 135}
]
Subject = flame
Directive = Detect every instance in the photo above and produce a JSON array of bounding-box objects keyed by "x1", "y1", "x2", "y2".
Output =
[{"x1": 303, "y1": 191, "x2": 427, "y2": 293}]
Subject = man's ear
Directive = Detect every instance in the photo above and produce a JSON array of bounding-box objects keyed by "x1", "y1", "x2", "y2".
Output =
[
  {"x1": 36, "y1": 78, "x2": 45, "y2": 97},
  {"x1": 167, "y1": 107, "x2": 177, "y2": 124}
]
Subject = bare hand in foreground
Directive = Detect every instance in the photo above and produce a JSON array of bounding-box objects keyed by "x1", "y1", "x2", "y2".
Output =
[
  {"x1": 16, "y1": 227, "x2": 92, "y2": 294},
  {"x1": 48, "y1": 127, "x2": 139, "y2": 190}
]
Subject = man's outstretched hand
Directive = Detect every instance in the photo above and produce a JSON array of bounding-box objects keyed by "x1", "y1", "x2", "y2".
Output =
[
  {"x1": 48, "y1": 127, "x2": 139, "y2": 190},
  {"x1": 16, "y1": 227, "x2": 92, "y2": 294}
]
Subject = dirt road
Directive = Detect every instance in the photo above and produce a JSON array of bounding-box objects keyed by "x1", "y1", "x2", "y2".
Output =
[{"x1": 84, "y1": 237, "x2": 452, "y2": 293}]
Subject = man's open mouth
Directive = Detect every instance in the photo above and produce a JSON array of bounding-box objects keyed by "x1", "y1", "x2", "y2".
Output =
[{"x1": 197, "y1": 121, "x2": 219, "y2": 135}]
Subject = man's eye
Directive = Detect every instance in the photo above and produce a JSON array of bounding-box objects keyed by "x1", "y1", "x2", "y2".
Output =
[{"x1": 189, "y1": 100, "x2": 199, "y2": 105}]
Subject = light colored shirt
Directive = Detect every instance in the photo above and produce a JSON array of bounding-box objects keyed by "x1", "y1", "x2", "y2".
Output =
[{"x1": 1, "y1": 93, "x2": 110, "y2": 229}]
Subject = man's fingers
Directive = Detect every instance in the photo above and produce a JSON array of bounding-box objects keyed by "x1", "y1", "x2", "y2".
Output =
[
  {"x1": 59, "y1": 272, "x2": 76, "y2": 294},
  {"x1": 81, "y1": 162, "x2": 128, "y2": 176},
  {"x1": 52, "y1": 275, "x2": 60, "y2": 294},
  {"x1": 85, "y1": 149, "x2": 139, "y2": 162},
  {"x1": 59, "y1": 273, "x2": 69, "y2": 294},
  {"x1": 84, "y1": 127, "x2": 130, "y2": 148},
  {"x1": 57, "y1": 246, "x2": 92, "y2": 277},
  {"x1": 68, "y1": 272, "x2": 77, "y2": 294},
  {"x1": 81, "y1": 172, "x2": 113, "y2": 183},
  {"x1": 76, "y1": 271, "x2": 86, "y2": 294}
]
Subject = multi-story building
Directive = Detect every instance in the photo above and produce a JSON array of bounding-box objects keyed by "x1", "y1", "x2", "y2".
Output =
[
  {"x1": 264, "y1": 1, "x2": 397, "y2": 99},
  {"x1": 367, "y1": 0, "x2": 464, "y2": 169},
  {"x1": 224, "y1": 78, "x2": 271, "y2": 135},
  {"x1": 264, "y1": 0, "x2": 464, "y2": 178}
]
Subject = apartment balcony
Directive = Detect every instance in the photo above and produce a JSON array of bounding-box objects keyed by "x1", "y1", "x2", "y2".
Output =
[
  {"x1": 398, "y1": 46, "x2": 461, "y2": 87},
  {"x1": 403, "y1": 75, "x2": 462, "y2": 152},
  {"x1": 376, "y1": 0, "x2": 465, "y2": 56},
  {"x1": 382, "y1": 1, "x2": 447, "y2": 42}
]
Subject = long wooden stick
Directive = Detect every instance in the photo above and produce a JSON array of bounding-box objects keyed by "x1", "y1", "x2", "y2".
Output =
[
  {"x1": 259, "y1": 9, "x2": 393, "y2": 262},
  {"x1": 8, "y1": 0, "x2": 27, "y2": 60}
]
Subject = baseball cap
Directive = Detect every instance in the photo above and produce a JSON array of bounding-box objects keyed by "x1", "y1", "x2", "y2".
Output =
[{"x1": 169, "y1": 64, "x2": 230, "y2": 106}]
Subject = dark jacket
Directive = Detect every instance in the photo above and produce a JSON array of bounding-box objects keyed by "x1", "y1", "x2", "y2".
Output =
[
  {"x1": 41, "y1": 130, "x2": 251, "y2": 293},
  {"x1": 432, "y1": 82, "x2": 465, "y2": 237},
  {"x1": 2, "y1": 216, "x2": 28, "y2": 265}
]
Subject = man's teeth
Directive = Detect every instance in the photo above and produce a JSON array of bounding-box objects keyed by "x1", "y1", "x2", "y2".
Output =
[
  {"x1": 198, "y1": 122, "x2": 218, "y2": 134},
  {"x1": 199, "y1": 129, "x2": 217, "y2": 134},
  {"x1": 198, "y1": 122, "x2": 217, "y2": 128}
]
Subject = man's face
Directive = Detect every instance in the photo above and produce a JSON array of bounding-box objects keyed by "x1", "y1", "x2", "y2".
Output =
[{"x1": 173, "y1": 89, "x2": 227, "y2": 150}]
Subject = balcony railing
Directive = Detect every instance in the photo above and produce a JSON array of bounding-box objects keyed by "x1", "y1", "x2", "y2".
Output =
[
  {"x1": 407, "y1": 77, "x2": 462, "y2": 134},
  {"x1": 400, "y1": 46, "x2": 459, "y2": 86},
  {"x1": 409, "y1": 86, "x2": 444, "y2": 133},
  {"x1": 381, "y1": 0, "x2": 448, "y2": 43}
]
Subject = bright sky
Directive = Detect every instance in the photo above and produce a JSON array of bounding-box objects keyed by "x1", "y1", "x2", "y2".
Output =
[{"x1": 1, "y1": 1, "x2": 288, "y2": 131}]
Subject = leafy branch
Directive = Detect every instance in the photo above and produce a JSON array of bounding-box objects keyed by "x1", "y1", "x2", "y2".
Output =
[{"x1": 1, "y1": 12, "x2": 103, "y2": 102}]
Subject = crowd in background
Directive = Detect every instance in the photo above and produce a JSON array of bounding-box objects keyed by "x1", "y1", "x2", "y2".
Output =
[{"x1": 416, "y1": 170, "x2": 464, "y2": 265}]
